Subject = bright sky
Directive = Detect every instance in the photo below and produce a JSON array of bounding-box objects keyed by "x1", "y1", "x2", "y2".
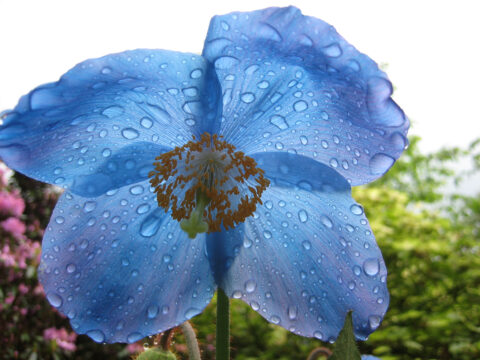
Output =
[{"x1": 0, "y1": 0, "x2": 479, "y2": 155}]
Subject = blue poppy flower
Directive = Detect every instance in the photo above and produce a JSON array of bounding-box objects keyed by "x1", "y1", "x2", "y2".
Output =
[{"x1": 0, "y1": 7, "x2": 408, "y2": 344}]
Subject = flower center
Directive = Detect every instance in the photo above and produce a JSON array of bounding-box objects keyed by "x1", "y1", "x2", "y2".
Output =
[{"x1": 149, "y1": 133, "x2": 270, "y2": 238}]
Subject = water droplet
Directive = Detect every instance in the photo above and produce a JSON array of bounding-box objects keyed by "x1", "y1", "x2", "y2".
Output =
[
  {"x1": 299, "y1": 135, "x2": 308, "y2": 145},
  {"x1": 162, "y1": 305, "x2": 170, "y2": 314},
  {"x1": 140, "y1": 212, "x2": 162, "y2": 237},
  {"x1": 102, "y1": 148, "x2": 111, "y2": 157},
  {"x1": 55, "y1": 216, "x2": 65, "y2": 224},
  {"x1": 83, "y1": 201, "x2": 96, "y2": 212},
  {"x1": 323, "y1": 43, "x2": 342, "y2": 57},
  {"x1": 241, "y1": 92, "x2": 256, "y2": 104},
  {"x1": 102, "y1": 106, "x2": 124, "y2": 118},
  {"x1": 140, "y1": 117, "x2": 153, "y2": 129},
  {"x1": 350, "y1": 204, "x2": 364, "y2": 215},
  {"x1": 288, "y1": 306, "x2": 298, "y2": 320},
  {"x1": 127, "y1": 332, "x2": 143, "y2": 343},
  {"x1": 47, "y1": 293, "x2": 63, "y2": 307},
  {"x1": 87, "y1": 329, "x2": 105, "y2": 342},
  {"x1": 270, "y1": 115, "x2": 288, "y2": 130},
  {"x1": 190, "y1": 69, "x2": 203, "y2": 79},
  {"x1": 184, "y1": 308, "x2": 199, "y2": 319},
  {"x1": 245, "y1": 280, "x2": 256, "y2": 293},
  {"x1": 320, "y1": 215, "x2": 333, "y2": 228},
  {"x1": 147, "y1": 305, "x2": 159, "y2": 319},
  {"x1": 250, "y1": 301, "x2": 260, "y2": 311},
  {"x1": 101, "y1": 67, "x2": 112, "y2": 74},
  {"x1": 369, "y1": 315, "x2": 381, "y2": 329},
  {"x1": 302, "y1": 240, "x2": 311, "y2": 250},
  {"x1": 298, "y1": 210, "x2": 308, "y2": 223},
  {"x1": 329, "y1": 158, "x2": 338, "y2": 168},
  {"x1": 136, "y1": 203, "x2": 150, "y2": 214},
  {"x1": 263, "y1": 230, "x2": 272, "y2": 239},
  {"x1": 221, "y1": 21, "x2": 230, "y2": 31},
  {"x1": 182, "y1": 87, "x2": 198, "y2": 97},
  {"x1": 363, "y1": 258, "x2": 380, "y2": 276},
  {"x1": 293, "y1": 100, "x2": 308, "y2": 112},
  {"x1": 369, "y1": 153, "x2": 395, "y2": 175},
  {"x1": 270, "y1": 315, "x2": 281, "y2": 324},
  {"x1": 215, "y1": 56, "x2": 239, "y2": 69},
  {"x1": 66, "y1": 263, "x2": 76, "y2": 273},
  {"x1": 320, "y1": 111, "x2": 329, "y2": 120},
  {"x1": 257, "y1": 80, "x2": 269, "y2": 89},
  {"x1": 129, "y1": 185, "x2": 144, "y2": 195},
  {"x1": 313, "y1": 331, "x2": 323, "y2": 340},
  {"x1": 122, "y1": 128, "x2": 139, "y2": 140}
]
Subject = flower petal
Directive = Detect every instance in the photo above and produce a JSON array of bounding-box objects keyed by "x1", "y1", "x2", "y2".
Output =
[
  {"x1": 0, "y1": 49, "x2": 218, "y2": 196},
  {"x1": 209, "y1": 152, "x2": 388, "y2": 341},
  {"x1": 203, "y1": 7, "x2": 408, "y2": 185},
  {"x1": 39, "y1": 180, "x2": 215, "y2": 343}
]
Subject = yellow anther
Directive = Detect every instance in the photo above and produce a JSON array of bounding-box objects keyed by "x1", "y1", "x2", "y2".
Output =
[{"x1": 149, "y1": 133, "x2": 270, "y2": 234}]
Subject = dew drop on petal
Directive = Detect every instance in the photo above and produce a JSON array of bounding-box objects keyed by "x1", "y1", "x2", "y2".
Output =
[
  {"x1": 369, "y1": 315, "x2": 381, "y2": 330},
  {"x1": 240, "y1": 92, "x2": 256, "y2": 103},
  {"x1": 87, "y1": 330, "x2": 105, "y2": 342},
  {"x1": 122, "y1": 128, "x2": 139, "y2": 140},
  {"x1": 293, "y1": 100, "x2": 308, "y2": 112},
  {"x1": 66, "y1": 263, "x2": 76, "y2": 273},
  {"x1": 147, "y1": 305, "x2": 159, "y2": 319},
  {"x1": 323, "y1": 43, "x2": 342, "y2": 57},
  {"x1": 363, "y1": 258, "x2": 380, "y2": 276},
  {"x1": 350, "y1": 204, "x2": 364, "y2": 215},
  {"x1": 47, "y1": 292, "x2": 63, "y2": 307},
  {"x1": 298, "y1": 210, "x2": 308, "y2": 223},
  {"x1": 245, "y1": 280, "x2": 256, "y2": 293},
  {"x1": 270, "y1": 115, "x2": 288, "y2": 130},
  {"x1": 190, "y1": 69, "x2": 203, "y2": 79},
  {"x1": 320, "y1": 215, "x2": 333, "y2": 228},
  {"x1": 369, "y1": 153, "x2": 395, "y2": 175},
  {"x1": 288, "y1": 306, "x2": 298, "y2": 320},
  {"x1": 140, "y1": 117, "x2": 153, "y2": 129},
  {"x1": 184, "y1": 308, "x2": 199, "y2": 319},
  {"x1": 127, "y1": 332, "x2": 143, "y2": 343}
]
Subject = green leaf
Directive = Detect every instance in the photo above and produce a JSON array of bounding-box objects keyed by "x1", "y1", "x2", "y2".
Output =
[
  {"x1": 329, "y1": 311, "x2": 361, "y2": 360},
  {"x1": 136, "y1": 348, "x2": 177, "y2": 360}
]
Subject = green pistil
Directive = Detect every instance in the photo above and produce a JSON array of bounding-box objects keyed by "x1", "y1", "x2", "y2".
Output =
[{"x1": 180, "y1": 190, "x2": 210, "y2": 239}]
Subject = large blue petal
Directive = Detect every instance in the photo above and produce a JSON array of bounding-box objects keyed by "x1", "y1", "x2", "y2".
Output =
[
  {"x1": 209, "y1": 152, "x2": 388, "y2": 341},
  {"x1": 39, "y1": 180, "x2": 215, "y2": 343},
  {"x1": 202, "y1": 7, "x2": 409, "y2": 185},
  {"x1": 0, "y1": 49, "x2": 219, "y2": 196}
]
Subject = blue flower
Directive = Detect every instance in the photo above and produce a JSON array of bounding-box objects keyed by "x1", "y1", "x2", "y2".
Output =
[{"x1": 0, "y1": 7, "x2": 408, "y2": 344}]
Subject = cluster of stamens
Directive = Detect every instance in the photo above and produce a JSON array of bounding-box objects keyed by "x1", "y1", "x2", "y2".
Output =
[{"x1": 149, "y1": 133, "x2": 270, "y2": 237}]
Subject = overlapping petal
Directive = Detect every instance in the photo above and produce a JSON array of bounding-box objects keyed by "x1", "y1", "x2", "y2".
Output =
[
  {"x1": 39, "y1": 180, "x2": 215, "y2": 343},
  {"x1": 203, "y1": 6, "x2": 408, "y2": 185},
  {"x1": 208, "y1": 152, "x2": 388, "y2": 340},
  {"x1": 0, "y1": 49, "x2": 219, "y2": 196}
]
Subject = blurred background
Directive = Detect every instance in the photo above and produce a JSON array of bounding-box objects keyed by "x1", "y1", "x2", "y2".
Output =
[{"x1": 1, "y1": 0, "x2": 479, "y2": 359}]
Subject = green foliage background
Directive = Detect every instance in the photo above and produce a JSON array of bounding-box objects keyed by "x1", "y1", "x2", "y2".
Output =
[{"x1": 2, "y1": 136, "x2": 479, "y2": 359}]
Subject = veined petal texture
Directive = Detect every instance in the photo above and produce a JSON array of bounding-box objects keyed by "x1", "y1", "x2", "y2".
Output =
[
  {"x1": 209, "y1": 153, "x2": 388, "y2": 340},
  {"x1": 203, "y1": 6, "x2": 409, "y2": 185},
  {"x1": 39, "y1": 180, "x2": 215, "y2": 343},
  {"x1": 0, "y1": 49, "x2": 218, "y2": 196}
]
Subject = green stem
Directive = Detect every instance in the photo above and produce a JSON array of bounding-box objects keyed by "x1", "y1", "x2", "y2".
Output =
[
  {"x1": 180, "y1": 321, "x2": 201, "y2": 360},
  {"x1": 216, "y1": 288, "x2": 230, "y2": 360}
]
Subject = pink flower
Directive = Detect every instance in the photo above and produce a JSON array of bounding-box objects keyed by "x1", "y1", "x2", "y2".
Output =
[
  {"x1": 1, "y1": 217, "x2": 26, "y2": 237},
  {"x1": 0, "y1": 191, "x2": 25, "y2": 217},
  {"x1": 43, "y1": 327, "x2": 77, "y2": 352},
  {"x1": 18, "y1": 283, "x2": 29, "y2": 294},
  {"x1": 127, "y1": 342, "x2": 145, "y2": 354},
  {"x1": 5, "y1": 292, "x2": 15, "y2": 305}
]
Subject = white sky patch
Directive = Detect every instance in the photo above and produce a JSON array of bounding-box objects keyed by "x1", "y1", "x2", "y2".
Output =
[{"x1": 0, "y1": 0, "x2": 478, "y2": 157}]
